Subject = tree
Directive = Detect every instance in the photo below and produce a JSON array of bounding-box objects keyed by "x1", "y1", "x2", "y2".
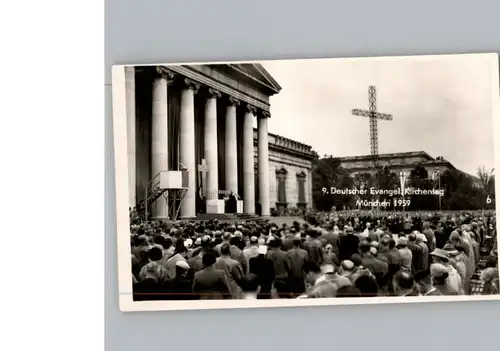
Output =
[
  {"x1": 406, "y1": 165, "x2": 435, "y2": 210},
  {"x1": 477, "y1": 166, "x2": 495, "y2": 208},
  {"x1": 312, "y1": 156, "x2": 354, "y2": 211}
]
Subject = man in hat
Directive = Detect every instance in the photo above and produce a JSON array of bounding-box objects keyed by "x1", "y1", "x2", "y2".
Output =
[
  {"x1": 323, "y1": 263, "x2": 352, "y2": 291},
  {"x1": 430, "y1": 262, "x2": 459, "y2": 295},
  {"x1": 164, "y1": 260, "x2": 195, "y2": 300},
  {"x1": 443, "y1": 243, "x2": 467, "y2": 288},
  {"x1": 430, "y1": 248, "x2": 463, "y2": 295},
  {"x1": 301, "y1": 262, "x2": 337, "y2": 298},
  {"x1": 397, "y1": 236, "x2": 413, "y2": 272}
]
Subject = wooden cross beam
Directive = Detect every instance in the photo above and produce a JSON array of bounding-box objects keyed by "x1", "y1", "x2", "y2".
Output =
[
  {"x1": 352, "y1": 85, "x2": 393, "y2": 159},
  {"x1": 198, "y1": 158, "x2": 208, "y2": 199}
]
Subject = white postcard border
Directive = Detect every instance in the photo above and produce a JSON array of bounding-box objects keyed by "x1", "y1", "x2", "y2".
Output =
[{"x1": 112, "y1": 53, "x2": 500, "y2": 312}]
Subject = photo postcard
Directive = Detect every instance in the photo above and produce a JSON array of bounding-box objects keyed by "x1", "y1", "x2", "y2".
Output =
[{"x1": 112, "y1": 53, "x2": 500, "y2": 312}]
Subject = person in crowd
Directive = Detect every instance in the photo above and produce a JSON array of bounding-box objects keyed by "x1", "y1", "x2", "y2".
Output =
[
  {"x1": 303, "y1": 229, "x2": 324, "y2": 267},
  {"x1": 359, "y1": 241, "x2": 388, "y2": 290},
  {"x1": 287, "y1": 236, "x2": 309, "y2": 296},
  {"x1": 130, "y1": 210, "x2": 497, "y2": 300},
  {"x1": 138, "y1": 247, "x2": 168, "y2": 283},
  {"x1": 243, "y1": 236, "x2": 260, "y2": 271},
  {"x1": 430, "y1": 262, "x2": 459, "y2": 296},
  {"x1": 397, "y1": 236, "x2": 413, "y2": 272},
  {"x1": 481, "y1": 256, "x2": 499, "y2": 295},
  {"x1": 239, "y1": 274, "x2": 261, "y2": 300},
  {"x1": 430, "y1": 248, "x2": 463, "y2": 295},
  {"x1": 354, "y1": 274, "x2": 378, "y2": 297},
  {"x1": 266, "y1": 236, "x2": 291, "y2": 298},
  {"x1": 192, "y1": 250, "x2": 231, "y2": 300},
  {"x1": 214, "y1": 242, "x2": 244, "y2": 298},
  {"x1": 393, "y1": 271, "x2": 419, "y2": 297},
  {"x1": 301, "y1": 262, "x2": 337, "y2": 298},
  {"x1": 338, "y1": 226, "x2": 360, "y2": 261},
  {"x1": 162, "y1": 238, "x2": 188, "y2": 279},
  {"x1": 323, "y1": 263, "x2": 352, "y2": 291},
  {"x1": 414, "y1": 270, "x2": 441, "y2": 296},
  {"x1": 249, "y1": 245, "x2": 275, "y2": 299},
  {"x1": 164, "y1": 260, "x2": 195, "y2": 300}
]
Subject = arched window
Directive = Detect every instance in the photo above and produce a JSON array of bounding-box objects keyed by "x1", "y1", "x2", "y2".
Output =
[
  {"x1": 275, "y1": 167, "x2": 288, "y2": 210},
  {"x1": 296, "y1": 171, "x2": 307, "y2": 210}
]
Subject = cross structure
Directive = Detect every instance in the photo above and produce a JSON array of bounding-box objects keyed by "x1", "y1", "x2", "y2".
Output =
[
  {"x1": 197, "y1": 158, "x2": 208, "y2": 199},
  {"x1": 352, "y1": 85, "x2": 393, "y2": 164}
]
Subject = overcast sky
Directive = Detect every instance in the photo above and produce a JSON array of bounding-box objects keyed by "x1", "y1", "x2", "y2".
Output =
[{"x1": 257, "y1": 54, "x2": 497, "y2": 176}]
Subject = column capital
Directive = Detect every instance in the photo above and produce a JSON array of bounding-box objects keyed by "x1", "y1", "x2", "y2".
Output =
[
  {"x1": 207, "y1": 87, "x2": 222, "y2": 99},
  {"x1": 245, "y1": 104, "x2": 257, "y2": 115},
  {"x1": 228, "y1": 96, "x2": 240, "y2": 107},
  {"x1": 181, "y1": 77, "x2": 200, "y2": 93},
  {"x1": 155, "y1": 66, "x2": 175, "y2": 81},
  {"x1": 258, "y1": 110, "x2": 271, "y2": 119}
]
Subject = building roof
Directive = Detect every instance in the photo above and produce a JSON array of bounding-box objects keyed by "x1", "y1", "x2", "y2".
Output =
[
  {"x1": 209, "y1": 63, "x2": 282, "y2": 96},
  {"x1": 338, "y1": 151, "x2": 434, "y2": 162},
  {"x1": 253, "y1": 128, "x2": 315, "y2": 159}
]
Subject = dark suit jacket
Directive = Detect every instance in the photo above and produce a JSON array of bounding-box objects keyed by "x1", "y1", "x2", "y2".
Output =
[
  {"x1": 287, "y1": 247, "x2": 308, "y2": 279},
  {"x1": 339, "y1": 234, "x2": 360, "y2": 261},
  {"x1": 249, "y1": 255, "x2": 275, "y2": 287},
  {"x1": 192, "y1": 266, "x2": 231, "y2": 299},
  {"x1": 164, "y1": 277, "x2": 196, "y2": 300}
]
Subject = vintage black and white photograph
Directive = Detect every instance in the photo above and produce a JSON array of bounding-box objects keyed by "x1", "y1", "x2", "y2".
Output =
[{"x1": 112, "y1": 53, "x2": 500, "y2": 311}]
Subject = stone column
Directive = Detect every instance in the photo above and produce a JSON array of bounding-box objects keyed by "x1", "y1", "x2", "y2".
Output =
[
  {"x1": 179, "y1": 78, "x2": 199, "y2": 219},
  {"x1": 204, "y1": 88, "x2": 221, "y2": 200},
  {"x1": 151, "y1": 68, "x2": 173, "y2": 219},
  {"x1": 258, "y1": 111, "x2": 271, "y2": 216},
  {"x1": 125, "y1": 66, "x2": 136, "y2": 209},
  {"x1": 225, "y1": 96, "x2": 239, "y2": 195},
  {"x1": 242, "y1": 104, "x2": 256, "y2": 214}
]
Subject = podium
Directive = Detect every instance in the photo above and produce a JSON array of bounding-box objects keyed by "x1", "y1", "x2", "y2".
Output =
[
  {"x1": 236, "y1": 200, "x2": 243, "y2": 214},
  {"x1": 206, "y1": 199, "x2": 225, "y2": 214},
  {"x1": 144, "y1": 170, "x2": 188, "y2": 221}
]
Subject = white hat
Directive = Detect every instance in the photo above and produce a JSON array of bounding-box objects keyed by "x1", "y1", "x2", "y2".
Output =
[
  {"x1": 258, "y1": 245, "x2": 268, "y2": 255},
  {"x1": 176, "y1": 260, "x2": 190, "y2": 270},
  {"x1": 321, "y1": 264, "x2": 335, "y2": 274},
  {"x1": 416, "y1": 233, "x2": 427, "y2": 242},
  {"x1": 184, "y1": 238, "x2": 193, "y2": 248}
]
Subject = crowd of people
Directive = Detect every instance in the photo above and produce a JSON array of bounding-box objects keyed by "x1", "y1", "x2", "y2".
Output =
[{"x1": 130, "y1": 210, "x2": 498, "y2": 300}]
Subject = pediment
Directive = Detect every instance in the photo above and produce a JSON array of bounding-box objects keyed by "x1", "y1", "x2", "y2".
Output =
[
  {"x1": 296, "y1": 171, "x2": 307, "y2": 178},
  {"x1": 275, "y1": 167, "x2": 288, "y2": 175},
  {"x1": 210, "y1": 63, "x2": 282, "y2": 96},
  {"x1": 232, "y1": 64, "x2": 282, "y2": 94}
]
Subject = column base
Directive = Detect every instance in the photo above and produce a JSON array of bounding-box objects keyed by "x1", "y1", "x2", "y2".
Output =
[
  {"x1": 236, "y1": 200, "x2": 243, "y2": 214},
  {"x1": 206, "y1": 199, "x2": 225, "y2": 214}
]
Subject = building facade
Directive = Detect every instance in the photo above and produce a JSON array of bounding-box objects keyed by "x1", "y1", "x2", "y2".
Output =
[
  {"x1": 123, "y1": 64, "x2": 314, "y2": 219},
  {"x1": 338, "y1": 151, "x2": 481, "y2": 186},
  {"x1": 255, "y1": 130, "x2": 315, "y2": 213}
]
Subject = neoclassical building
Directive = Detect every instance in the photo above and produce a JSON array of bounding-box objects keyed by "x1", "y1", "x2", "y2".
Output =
[
  {"x1": 122, "y1": 64, "x2": 314, "y2": 219},
  {"x1": 338, "y1": 151, "x2": 481, "y2": 187}
]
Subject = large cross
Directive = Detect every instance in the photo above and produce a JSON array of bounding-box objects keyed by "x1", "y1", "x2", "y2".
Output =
[
  {"x1": 198, "y1": 158, "x2": 208, "y2": 199},
  {"x1": 352, "y1": 85, "x2": 393, "y2": 162}
]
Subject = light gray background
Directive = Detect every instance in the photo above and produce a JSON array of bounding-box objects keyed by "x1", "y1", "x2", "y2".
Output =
[{"x1": 105, "y1": 1, "x2": 499, "y2": 349}]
